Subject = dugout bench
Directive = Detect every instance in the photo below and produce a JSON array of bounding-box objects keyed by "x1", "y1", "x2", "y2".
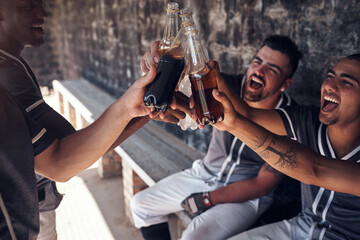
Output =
[{"x1": 52, "y1": 78, "x2": 301, "y2": 238}]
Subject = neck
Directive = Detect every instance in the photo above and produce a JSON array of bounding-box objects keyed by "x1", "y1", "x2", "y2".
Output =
[
  {"x1": 0, "y1": 41, "x2": 24, "y2": 59},
  {"x1": 246, "y1": 94, "x2": 282, "y2": 110},
  {"x1": 327, "y1": 122, "x2": 360, "y2": 158}
]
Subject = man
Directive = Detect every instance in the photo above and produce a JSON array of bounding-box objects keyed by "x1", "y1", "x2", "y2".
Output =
[
  {"x1": 208, "y1": 54, "x2": 360, "y2": 239},
  {"x1": 0, "y1": 58, "x2": 158, "y2": 239},
  {"x1": 131, "y1": 35, "x2": 302, "y2": 240},
  {"x1": 0, "y1": 0, "x2": 183, "y2": 239}
]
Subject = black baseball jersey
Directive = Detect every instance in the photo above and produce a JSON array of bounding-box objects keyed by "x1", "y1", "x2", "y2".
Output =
[
  {"x1": 0, "y1": 49, "x2": 64, "y2": 212},
  {"x1": 277, "y1": 104, "x2": 360, "y2": 240},
  {"x1": 203, "y1": 73, "x2": 296, "y2": 184},
  {"x1": 0, "y1": 84, "x2": 54, "y2": 239}
]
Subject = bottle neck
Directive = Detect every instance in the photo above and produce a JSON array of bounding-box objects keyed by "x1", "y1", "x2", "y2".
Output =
[
  {"x1": 185, "y1": 30, "x2": 208, "y2": 73},
  {"x1": 162, "y1": 11, "x2": 179, "y2": 42}
]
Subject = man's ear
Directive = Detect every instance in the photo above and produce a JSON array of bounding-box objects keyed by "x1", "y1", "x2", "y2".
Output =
[{"x1": 280, "y1": 78, "x2": 293, "y2": 92}]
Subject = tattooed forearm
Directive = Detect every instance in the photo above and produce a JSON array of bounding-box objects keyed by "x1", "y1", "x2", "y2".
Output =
[
  {"x1": 258, "y1": 136, "x2": 297, "y2": 169},
  {"x1": 266, "y1": 145, "x2": 297, "y2": 169},
  {"x1": 263, "y1": 163, "x2": 284, "y2": 179},
  {"x1": 253, "y1": 133, "x2": 270, "y2": 149}
]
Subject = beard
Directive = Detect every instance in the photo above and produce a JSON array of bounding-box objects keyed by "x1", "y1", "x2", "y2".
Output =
[
  {"x1": 319, "y1": 112, "x2": 338, "y2": 126},
  {"x1": 243, "y1": 89, "x2": 263, "y2": 102}
]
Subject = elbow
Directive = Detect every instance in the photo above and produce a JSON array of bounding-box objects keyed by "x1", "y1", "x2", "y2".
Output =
[
  {"x1": 53, "y1": 175, "x2": 73, "y2": 183},
  {"x1": 50, "y1": 171, "x2": 75, "y2": 182},
  {"x1": 39, "y1": 169, "x2": 74, "y2": 182},
  {"x1": 301, "y1": 159, "x2": 323, "y2": 185}
]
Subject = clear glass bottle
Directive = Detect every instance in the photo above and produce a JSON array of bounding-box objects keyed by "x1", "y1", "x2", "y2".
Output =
[
  {"x1": 158, "y1": 2, "x2": 180, "y2": 56},
  {"x1": 181, "y1": 11, "x2": 224, "y2": 126},
  {"x1": 176, "y1": 9, "x2": 199, "y2": 130}
]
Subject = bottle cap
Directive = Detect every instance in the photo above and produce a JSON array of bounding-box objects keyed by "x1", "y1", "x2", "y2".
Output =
[
  {"x1": 167, "y1": 2, "x2": 179, "y2": 12},
  {"x1": 180, "y1": 10, "x2": 192, "y2": 17}
]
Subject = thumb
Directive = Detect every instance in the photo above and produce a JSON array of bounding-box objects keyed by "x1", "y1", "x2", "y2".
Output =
[
  {"x1": 212, "y1": 89, "x2": 232, "y2": 112},
  {"x1": 136, "y1": 65, "x2": 157, "y2": 87}
]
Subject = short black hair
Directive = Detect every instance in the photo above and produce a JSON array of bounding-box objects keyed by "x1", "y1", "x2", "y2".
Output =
[
  {"x1": 261, "y1": 35, "x2": 303, "y2": 78},
  {"x1": 345, "y1": 53, "x2": 360, "y2": 63}
]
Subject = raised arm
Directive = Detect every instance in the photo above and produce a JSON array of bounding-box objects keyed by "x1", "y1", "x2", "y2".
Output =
[
  {"x1": 34, "y1": 67, "x2": 157, "y2": 182},
  {"x1": 209, "y1": 61, "x2": 287, "y2": 136},
  {"x1": 212, "y1": 90, "x2": 360, "y2": 197}
]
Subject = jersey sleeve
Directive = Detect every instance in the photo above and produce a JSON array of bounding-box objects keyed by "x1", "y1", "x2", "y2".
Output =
[
  {"x1": 26, "y1": 111, "x2": 55, "y2": 156},
  {"x1": 220, "y1": 72, "x2": 244, "y2": 96},
  {"x1": 0, "y1": 60, "x2": 51, "y2": 120}
]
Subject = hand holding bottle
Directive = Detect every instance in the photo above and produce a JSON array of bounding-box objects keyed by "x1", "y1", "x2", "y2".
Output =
[
  {"x1": 140, "y1": 41, "x2": 161, "y2": 74},
  {"x1": 121, "y1": 66, "x2": 157, "y2": 119}
]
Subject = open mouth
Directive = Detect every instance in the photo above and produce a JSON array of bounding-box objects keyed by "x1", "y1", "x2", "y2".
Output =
[
  {"x1": 322, "y1": 96, "x2": 339, "y2": 112},
  {"x1": 30, "y1": 24, "x2": 44, "y2": 34},
  {"x1": 248, "y1": 75, "x2": 264, "y2": 90}
]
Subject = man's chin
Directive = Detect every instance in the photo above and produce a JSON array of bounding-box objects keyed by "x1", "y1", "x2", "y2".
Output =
[
  {"x1": 25, "y1": 39, "x2": 44, "y2": 48},
  {"x1": 244, "y1": 93, "x2": 262, "y2": 102},
  {"x1": 319, "y1": 113, "x2": 337, "y2": 126}
]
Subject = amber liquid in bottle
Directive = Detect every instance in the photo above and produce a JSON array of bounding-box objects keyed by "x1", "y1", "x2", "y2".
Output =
[{"x1": 189, "y1": 64, "x2": 224, "y2": 126}]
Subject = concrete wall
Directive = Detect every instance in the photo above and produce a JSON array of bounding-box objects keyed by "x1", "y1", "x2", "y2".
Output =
[{"x1": 23, "y1": 0, "x2": 360, "y2": 153}]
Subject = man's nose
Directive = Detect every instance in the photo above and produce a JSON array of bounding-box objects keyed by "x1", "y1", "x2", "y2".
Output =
[
  {"x1": 323, "y1": 78, "x2": 338, "y2": 92},
  {"x1": 37, "y1": 5, "x2": 48, "y2": 18},
  {"x1": 254, "y1": 65, "x2": 266, "y2": 78}
]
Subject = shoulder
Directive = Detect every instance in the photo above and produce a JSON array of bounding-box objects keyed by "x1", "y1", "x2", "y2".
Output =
[
  {"x1": 0, "y1": 57, "x2": 19, "y2": 71},
  {"x1": 0, "y1": 57, "x2": 28, "y2": 84},
  {"x1": 277, "y1": 103, "x2": 320, "y2": 140}
]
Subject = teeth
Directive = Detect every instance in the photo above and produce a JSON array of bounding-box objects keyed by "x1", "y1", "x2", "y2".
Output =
[
  {"x1": 324, "y1": 96, "x2": 339, "y2": 104},
  {"x1": 251, "y1": 77, "x2": 263, "y2": 85},
  {"x1": 31, "y1": 24, "x2": 43, "y2": 28}
]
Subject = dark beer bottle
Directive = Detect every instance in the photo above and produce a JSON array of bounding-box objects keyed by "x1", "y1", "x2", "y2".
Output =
[
  {"x1": 144, "y1": 3, "x2": 185, "y2": 111},
  {"x1": 181, "y1": 13, "x2": 224, "y2": 126}
]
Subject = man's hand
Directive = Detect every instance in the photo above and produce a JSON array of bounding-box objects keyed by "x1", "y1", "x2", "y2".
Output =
[
  {"x1": 211, "y1": 89, "x2": 238, "y2": 132},
  {"x1": 122, "y1": 65, "x2": 157, "y2": 118},
  {"x1": 140, "y1": 41, "x2": 161, "y2": 74},
  {"x1": 151, "y1": 107, "x2": 186, "y2": 124},
  {"x1": 150, "y1": 91, "x2": 191, "y2": 124},
  {"x1": 181, "y1": 192, "x2": 214, "y2": 217}
]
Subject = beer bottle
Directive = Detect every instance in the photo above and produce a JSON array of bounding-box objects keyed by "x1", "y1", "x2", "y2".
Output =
[
  {"x1": 159, "y1": 2, "x2": 180, "y2": 56},
  {"x1": 144, "y1": 3, "x2": 185, "y2": 112},
  {"x1": 176, "y1": 9, "x2": 199, "y2": 130},
  {"x1": 181, "y1": 12, "x2": 224, "y2": 126}
]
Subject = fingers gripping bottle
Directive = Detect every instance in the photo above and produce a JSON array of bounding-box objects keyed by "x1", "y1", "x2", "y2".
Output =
[
  {"x1": 144, "y1": 2, "x2": 185, "y2": 112},
  {"x1": 181, "y1": 11, "x2": 224, "y2": 126}
]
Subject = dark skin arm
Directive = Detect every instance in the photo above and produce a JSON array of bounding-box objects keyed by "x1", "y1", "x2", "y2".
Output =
[
  {"x1": 35, "y1": 67, "x2": 158, "y2": 182},
  {"x1": 209, "y1": 163, "x2": 284, "y2": 204}
]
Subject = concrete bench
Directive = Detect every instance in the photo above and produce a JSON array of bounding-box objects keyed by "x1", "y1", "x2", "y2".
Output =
[
  {"x1": 52, "y1": 79, "x2": 122, "y2": 178},
  {"x1": 52, "y1": 79, "x2": 204, "y2": 237}
]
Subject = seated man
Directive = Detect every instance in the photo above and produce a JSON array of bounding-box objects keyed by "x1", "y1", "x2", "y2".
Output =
[
  {"x1": 131, "y1": 35, "x2": 302, "y2": 240},
  {"x1": 0, "y1": 65, "x2": 157, "y2": 239},
  {"x1": 208, "y1": 54, "x2": 360, "y2": 239}
]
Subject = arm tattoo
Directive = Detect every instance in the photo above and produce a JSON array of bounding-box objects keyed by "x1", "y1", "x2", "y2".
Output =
[
  {"x1": 263, "y1": 163, "x2": 284, "y2": 179},
  {"x1": 259, "y1": 137, "x2": 297, "y2": 169}
]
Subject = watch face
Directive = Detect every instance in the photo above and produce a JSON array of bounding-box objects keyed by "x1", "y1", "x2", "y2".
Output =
[{"x1": 202, "y1": 194, "x2": 212, "y2": 207}]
